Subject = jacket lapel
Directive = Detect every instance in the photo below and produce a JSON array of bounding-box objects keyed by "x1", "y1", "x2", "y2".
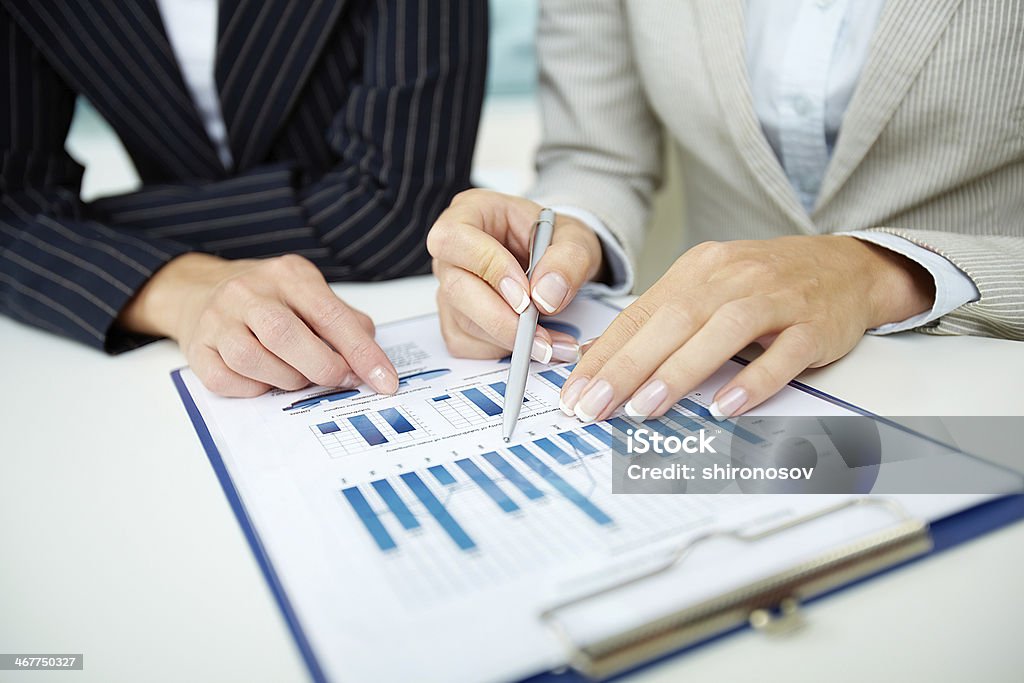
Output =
[
  {"x1": 694, "y1": 0, "x2": 814, "y2": 233},
  {"x1": 2, "y1": 0, "x2": 225, "y2": 180},
  {"x1": 814, "y1": 0, "x2": 964, "y2": 212},
  {"x1": 215, "y1": 0, "x2": 346, "y2": 171}
]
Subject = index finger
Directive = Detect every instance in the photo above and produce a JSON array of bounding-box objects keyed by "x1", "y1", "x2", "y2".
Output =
[
  {"x1": 558, "y1": 297, "x2": 662, "y2": 416},
  {"x1": 285, "y1": 283, "x2": 399, "y2": 395},
  {"x1": 243, "y1": 303, "x2": 355, "y2": 388}
]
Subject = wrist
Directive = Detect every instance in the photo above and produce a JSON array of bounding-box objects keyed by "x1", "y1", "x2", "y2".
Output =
[
  {"x1": 118, "y1": 252, "x2": 226, "y2": 339},
  {"x1": 850, "y1": 237, "x2": 935, "y2": 328}
]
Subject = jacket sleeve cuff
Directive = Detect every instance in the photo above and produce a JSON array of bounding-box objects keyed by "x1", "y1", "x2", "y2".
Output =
[
  {"x1": 839, "y1": 230, "x2": 980, "y2": 335},
  {"x1": 550, "y1": 205, "x2": 634, "y2": 297}
]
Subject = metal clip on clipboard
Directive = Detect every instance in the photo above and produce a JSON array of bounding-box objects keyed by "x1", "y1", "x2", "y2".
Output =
[{"x1": 539, "y1": 498, "x2": 933, "y2": 680}]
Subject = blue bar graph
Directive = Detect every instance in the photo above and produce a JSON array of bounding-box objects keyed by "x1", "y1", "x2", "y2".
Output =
[
  {"x1": 400, "y1": 472, "x2": 476, "y2": 551},
  {"x1": 455, "y1": 459, "x2": 519, "y2": 513},
  {"x1": 371, "y1": 480, "x2": 420, "y2": 530},
  {"x1": 482, "y1": 452, "x2": 545, "y2": 500},
  {"x1": 510, "y1": 446, "x2": 613, "y2": 526},
  {"x1": 398, "y1": 368, "x2": 451, "y2": 386},
  {"x1": 665, "y1": 407, "x2": 702, "y2": 433},
  {"x1": 637, "y1": 418, "x2": 685, "y2": 456},
  {"x1": 489, "y1": 381, "x2": 527, "y2": 402},
  {"x1": 642, "y1": 418, "x2": 680, "y2": 439},
  {"x1": 564, "y1": 363, "x2": 577, "y2": 372},
  {"x1": 606, "y1": 417, "x2": 635, "y2": 437},
  {"x1": 559, "y1": 430, "x2": 597, "y2": 455},
  {"x1": 342, "y1": 487, "x2": 396, "y2": 551},
  {"x1": 348, "y1": 414, "x2": 388, "y2": 446},
  {"x1": 678, "y1": 399, "x2": 763, "y2": 445},
  {"x1": 679, "y1": 398, "x2": 713, "y2": 419},
  {"x1": 432, "y1": 394, "x2": 451, "y2": 401},
  {"x1": 378, "y1": 407, "x2": 415, "y2": 434},
  {"x1": 462, "y1": 388, "x2": 502, "y2": 417},
  {"x1": 317, "y1": 421, "x2": 340, "y2": 435},
  {"x1": 534, "y1": 438, "x2": 576, "y2": 466},
  {"x1": 539, "y1": 369, "x2": 566, "y2": 388},
  {"x1": 428, "y1": 464, "x2": 457, "y2": 486},
  {"x1": 285, "y1": 389, "x2": 360, "y2": 411},
  {"x1": 583, "y1": 423, "x2": 611, "y2": 446},
  {"x1": 722, "y1": 421, "x2": 763, "y2": 445}
]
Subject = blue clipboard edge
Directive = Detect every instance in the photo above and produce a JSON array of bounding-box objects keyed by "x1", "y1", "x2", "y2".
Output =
[
  {"x1": 171, "y1": 369, "x2": 328, "y2": 683},
  {"x1": 169, "y1": 301, "x2": 1024, "y2": 683}
]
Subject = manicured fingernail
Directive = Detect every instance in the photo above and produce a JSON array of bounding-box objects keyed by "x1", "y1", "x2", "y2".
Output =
[
  {"x1": 531, "y1": 337, "x2": 553, "y2": 364},
  {"x1": 340, "y1": 372, "x2": 360, "y2": 388},
  {"x1": 499, "y1": 277, "x2": 530, "y2": 314},
  {"x1": 551, "y1": 341, "x2": 581, "y2": 363},
  {"x1": 559, "y1": 377, "x2": 589, "y2": 416},
  {"x1": 624, "y1": 380, "x2": 668, "y2": 420},
  {"x1": 368, "y1": 365, "x2": 399, "y2": 394},
  {"x1": 574, "y1": 379, "x2": 614, "y2": 422},
  {"x1": 532, "y1": 272, "x2": 570, "y2": 314},
  {"x1": 710, "y1": 387, "x2": 748, "y2": 420}
]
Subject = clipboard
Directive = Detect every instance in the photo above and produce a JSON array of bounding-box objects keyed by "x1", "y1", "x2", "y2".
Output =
[
  {"x1": 525, "y1": 494, "x2": 1024, "y2": 682},
  {"x1": 171, "y1": 315, "x2": 1024, "y2": 683}
]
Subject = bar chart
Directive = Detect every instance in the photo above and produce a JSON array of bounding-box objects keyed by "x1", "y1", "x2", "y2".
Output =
[
  {"x1": 397, "y1": 368, "x2": 451, "y2": 387},
  {"x1": 676, "y1": 398, "x2": 765, "y2": 445},
  {"x1": 283, "y1": 388, "x2": 361, "y2": 411},
  {"x1": 429, "y1": 382, "x2": 545, "y2": 428},
  {"x1": 536, "y1": 363, "x2": 577, "y2": 391},
  {"x1": 533, "y1": 367, "x2": 760, "y2": 449},
  {"x1": 336, "y1": 424, "x2": 749, "y2": 605},
  {"x1": 313, "y1": 406, "x2": 428, "y2": 457},
  {"x1": 340, "y1": 424, "x2": 613, "y2": 554},
  {"x1": 333, "y1": 388, "x2": 772, "y2": 605}
]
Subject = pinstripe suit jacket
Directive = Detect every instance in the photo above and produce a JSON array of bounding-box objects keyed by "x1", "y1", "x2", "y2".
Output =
[
  {"x1": 530, "y1": 0, "x2": 1024, "y2": 339},
  {"x1": 0, "y1": 0, "x2": 487, "y2": 351}
]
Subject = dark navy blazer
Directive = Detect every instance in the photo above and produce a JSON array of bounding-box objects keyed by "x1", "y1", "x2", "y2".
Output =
[{"x1": 0, "y1": 0, "x2": 487, "y2": 351}]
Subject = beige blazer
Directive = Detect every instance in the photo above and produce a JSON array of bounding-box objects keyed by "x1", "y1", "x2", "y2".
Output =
[{"x1": 529, "y1": 0, "x2": 1024, "y2": 339}]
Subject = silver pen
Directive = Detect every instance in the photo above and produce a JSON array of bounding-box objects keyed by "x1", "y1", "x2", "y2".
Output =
[{"x1": 502, "y1": 208, "x2": 555, "y2": 442}]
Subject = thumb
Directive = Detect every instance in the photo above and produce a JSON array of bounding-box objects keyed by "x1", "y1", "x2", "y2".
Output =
[{"x1": 529, "y1": 216, "x2": 604, "y2": 315}]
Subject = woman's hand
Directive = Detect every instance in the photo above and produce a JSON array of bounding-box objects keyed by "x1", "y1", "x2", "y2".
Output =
[
  {"x1": 427, "y1": 189, "x2": 606, "y2": 363},
  {"x1": 119, "y1": 252, "x2": 398, "y2": 397},
  {"x1": 561, "y1": 235, "x2": 935, "y2": 421}
]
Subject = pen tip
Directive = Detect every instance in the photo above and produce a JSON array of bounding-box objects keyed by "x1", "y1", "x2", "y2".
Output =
[{"x1": 503, "y1": 437, "x2": 510, "y2": 443}]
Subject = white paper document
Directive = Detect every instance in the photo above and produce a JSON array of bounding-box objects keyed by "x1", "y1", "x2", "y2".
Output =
[{"x1": 173, "y1": 297, "x2": 1013, "y2": 683}]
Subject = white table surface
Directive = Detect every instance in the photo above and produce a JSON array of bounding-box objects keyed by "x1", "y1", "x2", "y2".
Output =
[{"x1": 1, "y1": 275, "x2": 1022, "y2": 683}]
